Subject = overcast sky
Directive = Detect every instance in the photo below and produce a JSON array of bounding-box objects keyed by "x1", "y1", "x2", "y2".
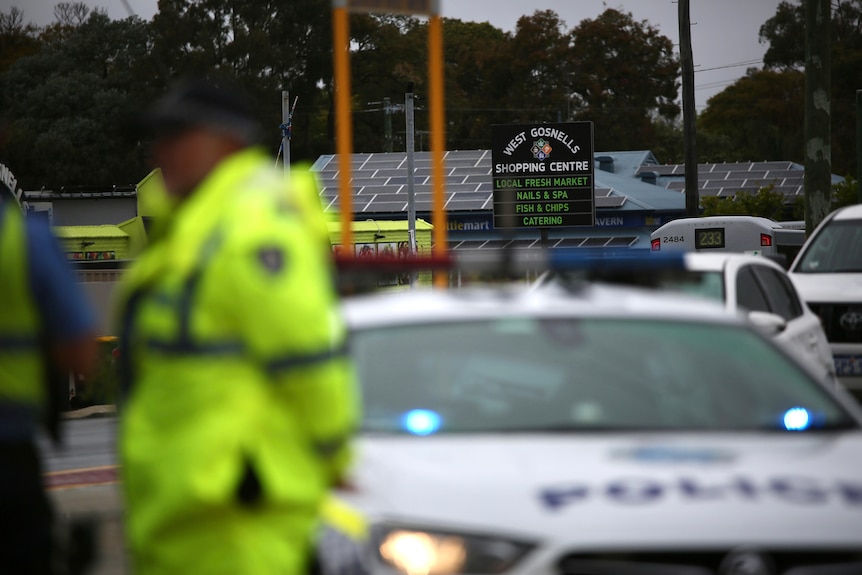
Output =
[{"x1": 3, "y1": 0, "x2": 785, "y2": 109}]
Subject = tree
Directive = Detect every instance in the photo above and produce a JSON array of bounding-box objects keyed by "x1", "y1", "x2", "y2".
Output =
[
  {"x1": 440, "y1": 18, "x2": 512, "y2": 150},
  {"x1": 0, "y1": 7, "x2": 41, "y2": 75},
  {"x1": 1, "y1": 11, "x2": 157, "y2": 188},
  {"x1": 503, "y1": 10, "x2": 573, "y2": 124},
  {"x1": 700, "y1": 184, "x2": 790, "y2": 220},
  {"x1": 150, "y1": 0, "x2": 336, "y2": 161},
  {"x1": 569, "y1": 8, "x2": 679, "y2": 151},
  {"x1": 759, "y1": 0, "x2": 862, "y2": 175},
  {"x1": 53, "y1": 2, "x2": 91, "y2": 27},
  {"x1": 698, "y1": 69, "x2": 805, "y2": 163}
]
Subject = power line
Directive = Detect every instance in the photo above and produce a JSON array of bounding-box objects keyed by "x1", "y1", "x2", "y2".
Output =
[{"x1": 695, "y1": 59, "x2": 763, "y2": 73}]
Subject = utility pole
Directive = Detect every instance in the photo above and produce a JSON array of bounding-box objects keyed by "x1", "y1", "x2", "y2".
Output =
[
  {"x1": 384, "y1": 97, "x2": 394, "y2": 152},
  {"x1": 856, "y1": 90, "x2": 861, "y2": 203},
  {"x1": 678, "y1": 0, "x2": 699, "y2": 217},
  {"x1": 367, "y1": 98, "x2": 403, "y2": 152},
  {"x1": 281, "y1": 91, "x2": 291, "y2": 180},
  {"x1": 405, "y1": 84, "x2": 418, "y2": 287},
  {"x1": 405, "y1": 84, "x2": 417, "y2": 256},
  {"x1": 804, "y1": 0, "x2": 832, "y2": 232}
]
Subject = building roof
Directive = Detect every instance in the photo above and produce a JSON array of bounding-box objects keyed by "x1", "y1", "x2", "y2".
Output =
[
  {"x1": 53, "y1": 225, "x2": 129, "y2": 239},
  {"x1": 635, "y1": 161, "x2": 844, "y2": 198},
  {"x1": 311, "y1": 150, "x2": 683, "y2": 216},
  {"x1": 24, "y1": 188, "x2": 136, "y2": 201},
  {"x1": 312, "y1": 151, "x2": 847, "y2": 218}
]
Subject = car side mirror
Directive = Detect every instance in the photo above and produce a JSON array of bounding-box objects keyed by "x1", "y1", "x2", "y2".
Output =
[{"x1": 748, "y1": 310, "x2": 787, "y2": 335}]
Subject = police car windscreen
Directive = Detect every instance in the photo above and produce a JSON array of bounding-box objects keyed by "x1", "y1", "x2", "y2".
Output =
[{"x1": 352, "y1": 318, "x2": 853, "y2": 434}]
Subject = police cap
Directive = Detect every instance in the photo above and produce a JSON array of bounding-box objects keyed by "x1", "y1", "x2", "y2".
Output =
[{"x1": 140, "y1": 77, "x2": 261, "y2": 144}]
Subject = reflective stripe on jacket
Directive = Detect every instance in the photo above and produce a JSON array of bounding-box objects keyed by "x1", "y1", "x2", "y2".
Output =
[
  {"x1": 116, "y1": 148, "x2": 358, "y2": 575},
  {"x1": 0, "y1": 206, "x2": 45, "y2": 441}
]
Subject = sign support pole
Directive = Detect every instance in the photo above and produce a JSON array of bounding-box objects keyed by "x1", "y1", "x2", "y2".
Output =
[
  {"x1": 333, "y1": 3, "x2": 354, "y2": 252},
  {"x1": 428, "y1": 13, "x2": 447, "y2": 288}
]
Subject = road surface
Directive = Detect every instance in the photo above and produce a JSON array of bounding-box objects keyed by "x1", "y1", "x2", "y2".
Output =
[{"x1": 40, "y1": 416, "x2": 125, "y2": 575}]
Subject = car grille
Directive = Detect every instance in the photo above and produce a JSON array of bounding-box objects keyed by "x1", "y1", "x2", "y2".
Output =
[
  {"x1": 557, "y1": 550, "x2": 862, "y2": 575},
  {"x1": 807, "y1": 303, "x2": 862, "y2": 344}
]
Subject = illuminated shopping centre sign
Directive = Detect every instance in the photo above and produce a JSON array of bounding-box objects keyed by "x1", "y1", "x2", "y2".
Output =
[
  {"x1": 491, "y1": 122, "x2": 595, "y2": 229},
  {"x1": 0, "y1": 162, "x2": 22, "y2": 207}
]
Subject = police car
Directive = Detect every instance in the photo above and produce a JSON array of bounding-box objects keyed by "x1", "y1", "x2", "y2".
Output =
[
  {"x1": 337, "y1": 284, "x2": 862, "y2": 575},
  {"x1": 654, "y1": 252, "x2": 836, "y2": 385}
]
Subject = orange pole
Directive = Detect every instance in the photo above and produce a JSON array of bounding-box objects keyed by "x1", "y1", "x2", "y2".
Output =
[
  {"x1": 333, "y1": 6, "x2": 354, "y2": 252},
  {"x1": 428, "y1": 14, "x2": 447, "y2": 288}
]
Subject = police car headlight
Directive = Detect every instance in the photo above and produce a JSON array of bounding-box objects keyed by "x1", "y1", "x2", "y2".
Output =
[{"x1": 373, "y1": 525, "x2": 533, "y2": 574}]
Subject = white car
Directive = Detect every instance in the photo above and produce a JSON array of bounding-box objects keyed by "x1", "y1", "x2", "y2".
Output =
[
  {"x1": 790, "y1": 204, "x2": 862, "y2": 400},
  {"x1": 665, "y1": 252, "x2": 836, "y2": 384},
  {"x1": 336, "y1": 285, "x2": 862, "y2": 575}
]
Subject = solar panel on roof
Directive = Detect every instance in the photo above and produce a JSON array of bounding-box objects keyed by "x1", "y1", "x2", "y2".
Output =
[
  {"x1": 556, "y1": 238, "x2": 587, "y2": 247},
  {"x1": 445, "y1": 150, "x2": 486, "y2": 161},
  {"x1": 635, "y1": 165, "x2": 676, "y2": 176},
  {"x1": 363, "y1": 200, "x2": 406, "y2": 212},
  {"x1": 719, "y1": 179, "x2": 750, "y2": 189},
  {"x1": 709, "y1": 162, "x2": 754, "y2": 172},
  {"x1": 351, "y1": 178, "x2": 382, "y2": 187},
  {"x1": 452, "y1": 240, "x2": 488, "y2": 250},
  {"x1": 507, "y1": 239, "x2": 537, "y2": 249},
  {"x1": 447, "y1": 183, "x2": 482, "y2": 193},
  {"x1": 483, "y1": 240, "x2": 510, "y2": 250},
  {"x1": 607, "y1": 236, "x2": 637, "y2": 247},
  {"x1": 763, "y1": 170, "x2": 803, "y2": 179},
  {"x1": 445, "y1": 198, "x2": 487, "y2": 210},
  {"x1": 445, "y1": 159, "x2": 483, "y2": 168},
  {"x1": 363, "y1": 162, "x2": 403, "y2": 171},
  {"x1": 452, "y1": 167, "x2": 492, "y2": 176},
  {"x1": 759, "y1": 161, "x2": 795, "y2": 171}
]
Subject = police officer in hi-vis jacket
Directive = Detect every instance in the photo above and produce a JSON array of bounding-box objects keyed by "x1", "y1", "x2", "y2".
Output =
[{"x1": 117, "y1": 77, "x2": 359, "y2": 575}]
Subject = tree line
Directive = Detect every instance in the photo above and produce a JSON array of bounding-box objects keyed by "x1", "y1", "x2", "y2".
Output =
[{"x1": 0, "y1": 0, "x2": 859, "y2": 192}]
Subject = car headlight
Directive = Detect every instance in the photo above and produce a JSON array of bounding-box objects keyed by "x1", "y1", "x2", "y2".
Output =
[{"x1": 372, "y1": 525, "x2": 534, "y2": 575}]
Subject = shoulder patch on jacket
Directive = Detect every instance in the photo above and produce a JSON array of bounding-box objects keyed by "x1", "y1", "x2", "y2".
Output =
[{"x1": 257, "y1": 246, "x2": 286, "y2": 274}]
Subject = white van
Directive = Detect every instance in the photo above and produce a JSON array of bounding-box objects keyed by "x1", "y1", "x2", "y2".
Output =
[{"x1": 650, "y1": 216, "x2": 806, "y2": 263}]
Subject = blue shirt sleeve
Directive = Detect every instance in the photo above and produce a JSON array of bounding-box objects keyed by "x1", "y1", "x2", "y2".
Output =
[{"x1": 26, "y1": 218, "x2": 98, "y2": 340}]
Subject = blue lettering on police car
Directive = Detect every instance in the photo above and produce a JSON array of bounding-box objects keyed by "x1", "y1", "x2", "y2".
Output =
[
  {"x1": 838, "y1": 482, "x2": 862, "y2": 504},
  {"x1": 540, "y1": 477, "x2": 862, "y2": 509},
  {"x1": 540, "y1": 486, "x2": 587, "y2": 509},
  {"x1": 770, "y1": 477, "x2": 828, "y2": 504},
  {"x1": 606, "y1": 479, "x2": 663, "y2": 504}
]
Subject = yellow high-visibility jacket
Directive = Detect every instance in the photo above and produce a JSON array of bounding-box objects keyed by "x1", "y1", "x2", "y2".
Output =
[
  {"x1": 0, "y1": 206, "x2": 45, "y2": 441},
  {"x1": 116, "y1": 148, "x2": 358, "y2": 575}
]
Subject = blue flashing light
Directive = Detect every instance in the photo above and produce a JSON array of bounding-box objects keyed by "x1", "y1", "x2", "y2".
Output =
[
  {"x1": 783, "y1": 407, "x2": 811, "y2": 431},
  {"x1": 402, "y1": 409, "x2": 442, "y2": 436}
]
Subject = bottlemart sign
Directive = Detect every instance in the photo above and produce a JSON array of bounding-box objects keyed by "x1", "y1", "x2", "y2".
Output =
[{"x1": 491, "y1": 122, "x2": 595, "y2": 229}]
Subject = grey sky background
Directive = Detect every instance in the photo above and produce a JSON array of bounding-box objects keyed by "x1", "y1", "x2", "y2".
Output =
[{"x1": 2, "y1": 0, "x2": 785, "y2": 110}]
